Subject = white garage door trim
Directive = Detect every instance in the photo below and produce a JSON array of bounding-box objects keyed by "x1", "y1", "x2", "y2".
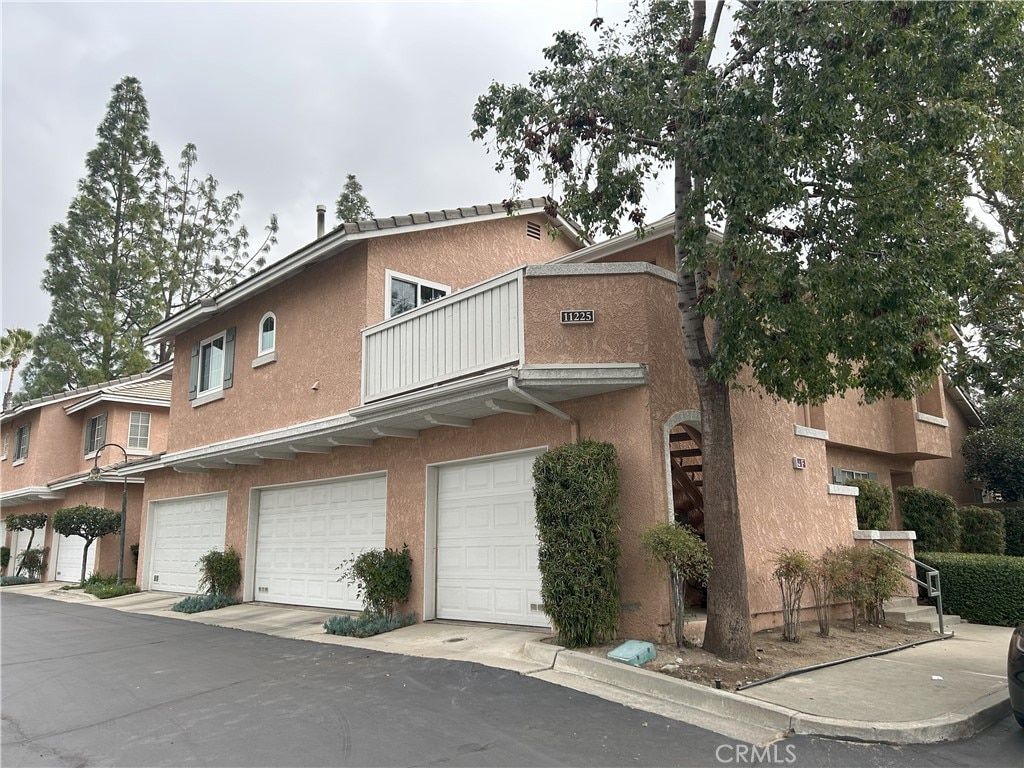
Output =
[
  {"x1": 145, "y1": 493, "x2": 228, "y2": 593},
  {"x1": 53, "y1": 533, "x2": 97, "y2": 582},
  {"x1": 249, "y1": 472, "x2": 387, "y2": 610},
  {"x1": 426, "y1": 447, "x2": 549, "y2": 628}
]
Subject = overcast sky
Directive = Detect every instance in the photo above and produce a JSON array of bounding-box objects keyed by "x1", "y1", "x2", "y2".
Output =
[{"x1": 2, "y1": 0, "x2": 683, "y2": 352}]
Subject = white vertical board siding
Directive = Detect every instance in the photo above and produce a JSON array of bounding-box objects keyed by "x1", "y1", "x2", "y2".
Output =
[
  {"x1": 362, "y1": 272, "x2": 523, "y2": 402},
  {"x1": 254, "y1": 474, "x2": 386, "y2": 610},
  {"x1": 148, "y1": 495, "x2": 228, "y2": 593},
  {"x1": 435, "y1": 451, "x2": 548, "y2": 627}
]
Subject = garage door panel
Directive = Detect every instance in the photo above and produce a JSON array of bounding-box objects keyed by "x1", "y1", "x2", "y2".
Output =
[
  {"x1": 54, "y1": 534, "x2": 95, "y2": 582},
  {"x1": 255, "y1": 475, "x2": 386, "y2": 610},
  {"x1": 436, "y1": 451, "x2": 548, "y2": 627},
  {"x1": 149, "y1": 495, "x2": 227, "y2": 594}
]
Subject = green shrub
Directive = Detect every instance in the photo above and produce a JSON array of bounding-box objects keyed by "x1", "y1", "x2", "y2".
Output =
[
  {"x1": 534, "y1": 440, "x2": 621, "y2": 648},
  {"x1": 197, "y1": 548, "x2": 242, "y2": 596},
  {"x1": 847, "y1": 479, "x2": 893, "y2": 530},
  {"x1": 0, "y1": 546, "x2": 9, "y2": 571},
  {"x1": 339, "y1": 544, "x2": 412, "y2": 618},
  {"x1": 833, "y1": 546, "x2": 903, "y2": 629},
  {"x1": 771, "y1": 549, "x2": 814, "y2": 642},
  {"x1": 958, "y1": 506, "x2": 1006, "y2": 555},
  {"x1": 1003, "y1": 507, "x2": 1024, "y2": 557},
  {"x1": 640, "y1": 522, "x2": 711, "y2": 647},
  {"x1": 916, "y1": 552, "x2": 1024, "y2": 626},
  {"x1": 16, "y1": 547, "x2": 48, "y2": 580},
  {"x1": 323, "y1": 612, "x2": 416, "y2": 638},
  {"x1": 172, "y1": 593, "x2": 240, "y2": 613},
  {"x1": 0, "y1": 575, "x2": 38, "y2": 586},
  {"x1": 86, "y1": 582, "x2": 140, "y2": 599},
  {"x1": 897, "y1": 487, "x2": 961, "y2": 552},
  {"x1": 130, "y1": 543, "x2": 140, "y2": 567}
]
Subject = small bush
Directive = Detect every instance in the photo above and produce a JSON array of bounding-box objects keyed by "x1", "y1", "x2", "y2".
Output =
[
  {"x1": 833, "y1": 546, "x2": 903, "y2": 629},
  {"x1": 16, "y1": 547, "x2": 48, "y2": 580},
  {"x1": 534, "y1": 440, "x2": 621, "y2": 648},
  {"x1": 86, "y1": 582, "x2": 140, "y2": 599},
  {"x1": 130, "y1": 543, "x2": 140, "y2": 567},
  {"x1": 641, "y1": 522, "x2": 711, "y2": 647},
  {"x1": 323, "y1": 611, "x2": 416, "y2": 638},
  {"x1": 1, "y1": 575, "x2": 38, "y2": 586},
  {"x1": 848, "y1": 480, "x2": 893, "y2": 530},
  {"x1": 197, "y1": 548, "x2": 242, "y2": 596},
  {"x1": 917, "y1": 552, "x2": 1024, "y2": 626},
  {"x1": 172, "y1": 593, "x2": 240, "y2": 613},
  {"x1": 1, "y1": 546, "x2": 9, "y2": 571},
  {"x1": 772, "y1": 549, "x2": 814, "y2": 642},
  {"x1": 809, "y1": 548, "x2": 847, "y2": 637},
  {"x1": 897, "y1": 487, "x2": 961, "y2": 552},
  {"x1": 1003, "y1": 507, "x2": 1024, "y2": 557},
  {"x1": 958, "y1": 506, "x2": 1006, "y2": 555},
  {"x1": 339, "y1": 544, "x2": 412, "y2": 618}
]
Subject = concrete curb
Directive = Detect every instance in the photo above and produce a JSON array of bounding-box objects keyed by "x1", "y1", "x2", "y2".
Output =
[{"x1": 525, "y1": 640, "x2": 1011, "y2": 745}]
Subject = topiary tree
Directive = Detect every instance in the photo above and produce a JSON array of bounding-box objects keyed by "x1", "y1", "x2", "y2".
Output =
[
  {"x1": 897, "y1": 487, "x2": 961, "y2": 553},
  {"x1": 640, "y1": 522, "x2": 711, "y2": 647},
  {"x1": 533, "y1": 440, "x2": 621, "y2": 648},
  {"x1": 847, "y1": 480, "x2": 893, "y2": 531},
  {"x1": 959, "y1": 506, "x2": 1006, "y2": 555},
  {"x1": 197, "y1": 548, "x2": 242, "y2": 596},
  {"x1": 5, "y1": 512, "x2": 49, "y2": 575},
  {"x1": 53, "y1": 505, "x2": 121, "y2": 585}
]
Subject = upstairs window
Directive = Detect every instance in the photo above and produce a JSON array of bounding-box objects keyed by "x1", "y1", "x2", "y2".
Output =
[
  {"x1": 84, "y1": 412, "x2": 108, "y2": 455},
  {"x1": 128, "y1": 411, "x2": 151, "y2": 450},
  {"x1": 832, "y1": 467, "x2": 878, "y2": 484},
  {"x1": 386, "y1": 270, "x2": 449, "y2": 318},
  {"x1": 258, "y1": 313, "x2": 276, "y2": 355},
  {"x1": 189, "y1": 328, "x2": 236, "y2": 401},
  {"x1": 13, "y1": 424, "x2": 30, "y2": 461}
]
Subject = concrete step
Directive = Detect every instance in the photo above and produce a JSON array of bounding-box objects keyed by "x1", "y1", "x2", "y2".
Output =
[
  {"x1": 884, "y1": 596, "x2": 918, "y2": 610},
  {"x1": 883, "y1": 600, "x2": 960, "y2": 633}
]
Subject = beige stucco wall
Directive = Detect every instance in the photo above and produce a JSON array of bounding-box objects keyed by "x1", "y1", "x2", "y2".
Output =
[{"x1": 913, "y1": 395, "x2": 981, "y2": 504}]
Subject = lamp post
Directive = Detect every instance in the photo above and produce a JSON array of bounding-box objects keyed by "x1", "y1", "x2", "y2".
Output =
[{"x1": 88, "y1": 442, "x2": 129, "y2": 585}]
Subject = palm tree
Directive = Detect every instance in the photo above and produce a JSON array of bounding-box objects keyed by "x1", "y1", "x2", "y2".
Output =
[{"x1": 1, "y1": 328, "x2": 34, "y2": 411}]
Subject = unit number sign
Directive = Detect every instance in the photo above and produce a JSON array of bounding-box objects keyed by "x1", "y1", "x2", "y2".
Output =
[{"x1": 560, "y1": 309, "x2": 595, "y2": 324}]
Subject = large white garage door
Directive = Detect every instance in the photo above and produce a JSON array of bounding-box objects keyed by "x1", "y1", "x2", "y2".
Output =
[
  {"x1": 54, "y1": 534, "x2": 96, "y2": 582},
  {"x1": 436, "y1": 450, "x2": 547, "y2": 627},
  {"x1": 255, "y1": 474, "x2": 387, "y2": 610},
  {"x1": 149, "y1": 495, "x2": 227, "y2": 593}
]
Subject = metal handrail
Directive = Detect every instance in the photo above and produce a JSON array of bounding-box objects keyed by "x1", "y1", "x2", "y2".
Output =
[{"x1": 871, "y1": 539, "x2": 946, "y2": 635}]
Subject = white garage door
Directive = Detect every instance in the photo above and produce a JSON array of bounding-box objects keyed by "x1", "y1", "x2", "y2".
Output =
[
  {"x1": 148, "y1": 495, "x2": 227, "y2": 593},
  {"x1": 436, "y1": 450, "x2": 547, "y2": 627},
  {"x1": 10, "y1": 527, "x2": 46, "y2": 576},
  {"x1": 255, "y1": 474, "x2": 387, "y2": 610},
  {"x1": 54, "y1": 534, "x2": 96, "y2": 583}
]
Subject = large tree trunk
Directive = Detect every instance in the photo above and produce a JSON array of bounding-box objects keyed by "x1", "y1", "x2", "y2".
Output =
[{"x1": 694, "y1": 377, "x2": 754, "y2": 660}]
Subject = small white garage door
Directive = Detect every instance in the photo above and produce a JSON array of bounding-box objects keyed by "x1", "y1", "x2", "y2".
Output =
[
  {"x1": 12, "y1": 526, "x2": 48, "y2": 577},
  {"x1": 148, "y1": 495, "x2": 227, "y2": 593},
  {"x1": 436, "y1": 450, "x2": 547, "y2": 627},
  {"x1": 54, "y1": 534, "x2": 96, "y2": 583},
  {"x1": 255, "y1": 474, "x2": 386, "y2": 610}
]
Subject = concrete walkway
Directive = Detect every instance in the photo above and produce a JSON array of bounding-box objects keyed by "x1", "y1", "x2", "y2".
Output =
[{"x1": 4, "y1": 582, "x2": 1013, "y2": 746}]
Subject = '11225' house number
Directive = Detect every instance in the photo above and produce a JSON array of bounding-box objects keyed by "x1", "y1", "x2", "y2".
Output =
[{"x1": 560, "y1": 309, "x2": 595, "y2": 324}]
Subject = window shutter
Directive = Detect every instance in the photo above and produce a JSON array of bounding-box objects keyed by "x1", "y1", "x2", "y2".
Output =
[
  {"x1": 98, "y1": 412, "x2": 107, "y2": 447},
  {"x1": 223, "y1": 327, "x2": 236, "y2": 390},
  {"x1": 21, "y1": 425, "x2": 30, "y2": 459},
  {"x1": 188, "y1": 342, "x2": 201, "y2": 401}
]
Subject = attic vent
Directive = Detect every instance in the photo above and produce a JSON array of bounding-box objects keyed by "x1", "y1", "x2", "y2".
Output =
[{"x1": 526, "y1": 221, "x2": 542, "y2": 240}]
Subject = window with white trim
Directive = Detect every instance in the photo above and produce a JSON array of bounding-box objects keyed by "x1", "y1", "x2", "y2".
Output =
[
  {"x1": 385, "y1": 270, "x2": 449, "y2": 318},
  {"x1": 13, "y1": 424, "x2": 30, "y2": 461},
  {"x1": 84, "y1": 412, "x2": 107, "y2": 455},
  {"x1": 258, "y1": 312, "x2": 276, "y2": 355},
  {"x1": 189, "y1": 327, "x2": 236, "y2": 401},
  {"x1": 128, "y1": 411, "x2": 151, "y2": 450},
  {"x1": 832, "y1": 467, "x2": 878, "y2": 484}
]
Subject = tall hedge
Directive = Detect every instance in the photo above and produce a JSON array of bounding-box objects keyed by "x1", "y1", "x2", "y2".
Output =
[
  {"x1": 896, "y1": 486, "x2": 960, "y2": 552},
  {"x1": 848, "y1": 479, "x2": 893, "y2": 530},
  {"x1": 916, "y1": 552, "x2": 1024, "y2": 626},
  {"x1": 1003, "y1": 507, "x2": 1024, "y2": 557},
  {"x1": 533, "y1": 440, "x2": 621, "y2": 648},
  {"x1": 958, "y1": 506, "x2": 1005, "y2": 555}
]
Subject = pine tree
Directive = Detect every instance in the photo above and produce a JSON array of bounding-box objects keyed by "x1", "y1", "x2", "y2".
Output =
[
  {"x1": 335, "y1": 174, "x2": 374, "y2": 223},
  {"x1": 23, "y1": 76, "x2": 163, "y2": 396}
]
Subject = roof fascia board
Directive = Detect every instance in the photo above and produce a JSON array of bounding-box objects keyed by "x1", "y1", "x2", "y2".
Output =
[
  {"x1": 549, "y1": 217, "x2": 723, "y2": 265},
  {"x1": 2, "y1": 368, "x2": 171, "y2": 424},
  {"x1": 64, "y1": 393, "x2": 171, "y2": 415}
]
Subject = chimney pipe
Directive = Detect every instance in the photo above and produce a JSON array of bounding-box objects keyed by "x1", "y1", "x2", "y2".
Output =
[{"x1": 316, "y1": 205, "x2": 326, "y2": 238}]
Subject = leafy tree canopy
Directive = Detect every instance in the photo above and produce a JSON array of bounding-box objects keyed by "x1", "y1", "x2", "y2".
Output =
[
  {"x1": 4, "y1": 512, "x2": 49, "y2": 532},
  {"x1": 1, "y1": 328, "x2": 34, "y2": 411},
  {"x1": 473, "y1": 0, "x2": 1023, "y2": 659},
  {"x1": 963, "y1": 393, "x2": 1024, "y2": 502},
  {"x1": 53, "y1": 505, "x2": 122, "y2": 584},
  {"x1": 335, "y1": 173, "x2": 374, "y2": 223}
]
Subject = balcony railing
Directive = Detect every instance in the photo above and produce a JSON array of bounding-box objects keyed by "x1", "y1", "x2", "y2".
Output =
[{"x1": 361, "y1": 270, "x2": 524, "y2": 403}]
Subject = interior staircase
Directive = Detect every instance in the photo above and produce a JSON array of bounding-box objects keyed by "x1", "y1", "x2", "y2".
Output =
[
  {"x1": 669, "y1": 425, "x2": 704, "y2": 533},
  {"x1": 883, "y1": 596, "x2": 960, "y2": 633}
]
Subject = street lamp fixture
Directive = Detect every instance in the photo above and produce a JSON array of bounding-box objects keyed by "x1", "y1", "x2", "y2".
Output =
[{"x1": 89, "y1": 442, "x2": 129, "y2": 585}]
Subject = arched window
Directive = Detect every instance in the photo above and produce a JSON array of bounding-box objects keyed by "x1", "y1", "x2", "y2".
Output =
[{"x1": 258, "y1": 312, "x2": 276, "y2": 355}]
